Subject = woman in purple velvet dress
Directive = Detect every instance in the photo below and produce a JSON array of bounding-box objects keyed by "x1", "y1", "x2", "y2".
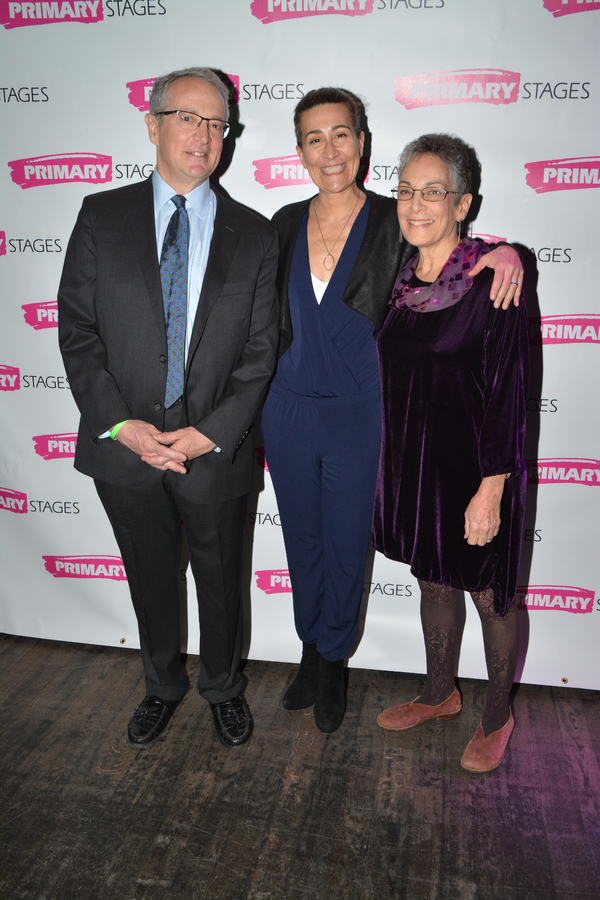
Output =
[{"x1": 373, "y1": 134, "x2": 528, "y2": 772}]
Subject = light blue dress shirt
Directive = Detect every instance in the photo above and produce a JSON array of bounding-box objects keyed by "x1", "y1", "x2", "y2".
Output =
[{"x1": 152, "y1": 169, "x2": 216, "y2": 362}]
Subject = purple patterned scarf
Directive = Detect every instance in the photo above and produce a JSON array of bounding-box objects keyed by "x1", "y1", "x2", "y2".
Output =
[{"x1": 391, "y1": 239, "x2": 489, "y2": 313}]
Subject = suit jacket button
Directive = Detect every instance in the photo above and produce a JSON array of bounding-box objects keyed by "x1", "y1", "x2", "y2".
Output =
[
  {"x1": 159, "y1": 355, "x2": 167, "y2": 363},
  {"x1": 153, "y1": 402, "x2": 162, "y2": 411}
]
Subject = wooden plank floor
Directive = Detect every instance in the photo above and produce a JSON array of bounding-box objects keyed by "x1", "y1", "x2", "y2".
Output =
[{"x1": 1, "y1": 634, "x2": 599, "y2": 900}]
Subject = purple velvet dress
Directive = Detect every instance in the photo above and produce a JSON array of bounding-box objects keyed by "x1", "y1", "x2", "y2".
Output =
[{"x1": 372, "y1": 264, "x2": 529, "y2": 615}]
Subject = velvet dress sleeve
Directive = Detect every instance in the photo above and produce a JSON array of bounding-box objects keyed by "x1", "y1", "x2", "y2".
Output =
[{"x1": 478, "y1": 293, "x2": 529, "y2": 479}]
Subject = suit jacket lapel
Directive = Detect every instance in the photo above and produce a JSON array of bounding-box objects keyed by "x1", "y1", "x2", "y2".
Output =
[
  {"x1": 186, "y1": 191, "x2": 240, "y2": 364},
  {"x1": 127, "y1": 177, "x2": 165, "y2": 332}
]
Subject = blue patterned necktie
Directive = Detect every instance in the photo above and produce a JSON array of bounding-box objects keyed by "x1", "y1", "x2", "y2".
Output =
[{"x1": 160, "y1": 194, "x2": 189, "y2": 407}]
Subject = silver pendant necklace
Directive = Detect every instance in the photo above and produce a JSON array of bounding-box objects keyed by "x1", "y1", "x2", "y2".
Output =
[{"x1": 313, "y1": 194, "x2": 360, "y2": 272}]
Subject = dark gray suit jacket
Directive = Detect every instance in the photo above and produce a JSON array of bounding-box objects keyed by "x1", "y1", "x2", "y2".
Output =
[{"x1": 58, "y1": 177, "x2": 279, "y2": 501}]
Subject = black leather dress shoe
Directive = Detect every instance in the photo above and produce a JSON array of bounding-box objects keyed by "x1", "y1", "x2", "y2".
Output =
[
  {"x1": 127, "y1": 695, "x2": 181, "y2": 747},
  {"x1": 210, "y1": 695, "x2": 254, "y2": 748}
]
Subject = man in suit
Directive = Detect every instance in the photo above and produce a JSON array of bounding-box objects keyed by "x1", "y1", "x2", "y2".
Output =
[{"x1": 58, "y1": 67, "x2": 279, "y2": 749}]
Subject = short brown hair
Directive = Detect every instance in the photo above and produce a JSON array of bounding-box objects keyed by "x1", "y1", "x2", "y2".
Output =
[{"x1": 294, "y1": 87, "x2": 361, "y2": 147}]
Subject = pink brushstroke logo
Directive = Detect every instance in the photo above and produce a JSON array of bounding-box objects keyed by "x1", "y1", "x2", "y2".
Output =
[
  {"x1": 1, "y1": 0, "x2": 103, "y2": 29},
  {"x1": 526, "y1": 459, "x2": 600, "y2": 485},
  {"x1": 43, "y1": 555, "x2": 127, "y2": 580},
  {"x1": 127, "y1": 73, "x2": 240, "y2": 112},
  {"x1": 253, "y1": 155, "x2": 312, "y2": 189},
  {"x1": 22, "y1": 301, "x2": 58, "y2": 329},
  {"x1": 0, "y1": 230, "x2": 6, "y2": 256},
  {"x1": 517, "y1": 585, "x2": 594, "y2": 613},
  {"x1": 525, "y1": 157, "x2": 600, "y2": 193},
  {"x1": 529, "y1": 314, "x2": 600, "y2": 344},
  {"x1": 471, "y1": 232, "x2": 507, "y2": 244},
  {"x1": 33, "y1": 433, "x2": 77, "y2": 459},
  {"x1": 251, "y1": 0, "x2": 372, "y2": 24},
  {"x1": 543, "y1": 0, "x2": 600, "y2": 17},
  {"x1": 9, "y1": 153, "x2": 112, "y2": 189},
  {"x1": 0, "y1": 486, "x2": 27, "y2": 513},
  {"x1": 394, "y1": 69, "x2": 520, "y2": 110},
  {"x1": 255, "y1": 446, "x2": 269, "y2": 472},
  {"x1": 126, "y1": 77, "x2": 156, "y2": 112},
  {"x1": 0, "y1": 364, "x2": 20, "y2": 391},
  {"x1": 255, "y1": 569, "x2": 292, "y2": 593}
]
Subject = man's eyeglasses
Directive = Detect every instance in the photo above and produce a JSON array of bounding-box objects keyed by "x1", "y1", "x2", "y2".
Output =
[
  {"x1": 392, "y1": 187, "x2": 457, "y2": 202},
  {"x1": 158, "y1": 109, "x2": 230, "y2": 139}
]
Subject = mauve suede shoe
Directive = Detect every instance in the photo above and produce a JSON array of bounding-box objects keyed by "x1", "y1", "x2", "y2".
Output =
[
  {"x1": 461, "y1": 712, "x2": 514, "y2": 773},
  {"x1": 377, "y1": 687, "x2": 462, "y2": 731}
]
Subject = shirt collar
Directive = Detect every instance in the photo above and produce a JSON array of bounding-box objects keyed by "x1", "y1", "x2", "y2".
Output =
[{"x1": 152, "y1": 169, "x2": 213, "y2": 219}]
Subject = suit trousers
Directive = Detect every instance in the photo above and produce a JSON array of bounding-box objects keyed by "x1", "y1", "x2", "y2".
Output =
[
  {"x1": 95, "y1": 410, "x2": 247, "y2": 704},
  {"x1": 262, "y1": 385, "x2": 382, "y2": 661}
]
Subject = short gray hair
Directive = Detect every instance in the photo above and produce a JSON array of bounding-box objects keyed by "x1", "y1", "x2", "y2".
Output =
[
  {"x1": 149, "y1": 67, "x2": 230, "y2": 121},
  {"x1": 398, "y1": 133, "x2": 474, "y2": 203}
]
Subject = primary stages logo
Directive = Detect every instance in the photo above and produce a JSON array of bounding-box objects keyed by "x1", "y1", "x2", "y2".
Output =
[
  {"x1": 22, "y1": 301, "x2": 58, "y2": 329},
  {"x1": 105, "y1": 0, "x2": 165, "y2": 16},
  {"x1": 0, "y1": 86, "x2": 49, "y2": 102},
  {"x1": 255, "y1": 569, "x2": 292, "y2": 593},
  {"x1": 0, "y1": 0, "x2": 102, "y2": 29},
  {"x1": 527, "y1": 459, "x2": 600, "y2": 485},
  {"x1": 22, "y1": 373, "x2": 70, "y2": 388},
  {"x1": 251, "y1": 0, "x2": 372, "y2": 23},
  {"x1": 529, "y1": 315, "x2": 600, "y2": 344},
  {"x1": 0, "y1": 486, "x2": 27, "y2": 513},
  {"x1": 0, "y1": 364, "x2": 20, "y2": 390},
  {"x1": 241, "y1": 83, "x2": 304, "y2": 101},
  {"x1": 43, "y1": 555, "x2": 127, "y2": 579},
  {"x1": 253, "y1": 156, "x2": 311, "y2": 189},
  {"x1": 1, "y1": 366, "x2": 69, "y2": 389},
  {"x1": 33, "y1": 433, "x2": 77, "y2": 459},
  {"x1": 9, "y1": 153, "x2": 112, "y2": 189},
  {"x1": 517, "y1": 585, "x2": 594, "y2": 614},
  {"x1": 2, "y1": 235, "x2": 62, "y2": 253},
  {"x1": 127, "y1": 74, "x2": 240, "y2": 112},
  {"x1": 525, "y1": 157, "x2": 600, "y2": 193},
  {"x1": 521, "y1": 81, "x2": 590, "y2": 100},
  {"x1": 248, "y1": 511, "x2": 281, "y2": 526},
  {"x1": 394, "y1": 69, "x2": 520, "y2": 109},
  {"x1": 543, "y1": 0, "x2": 600, "y2": 17}
]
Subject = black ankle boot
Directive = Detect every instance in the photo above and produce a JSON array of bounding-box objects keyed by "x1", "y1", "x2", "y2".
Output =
[
  {"x1": 282, "y1": 642, "x2": 320, "y2": 710},
  {"x1": 314, "y1": 656, "x2": 346, "y2": 733}
]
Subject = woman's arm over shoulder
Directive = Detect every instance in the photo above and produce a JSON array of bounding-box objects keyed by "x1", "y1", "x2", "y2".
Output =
[{"x1": 469, "y1": 242, "x2": 524, "y2": 309}]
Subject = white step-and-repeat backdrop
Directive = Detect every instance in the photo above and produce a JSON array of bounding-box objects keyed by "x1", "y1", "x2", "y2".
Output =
[{"x1": 1, "y1": 0, "x2": 599, "y2": 689}]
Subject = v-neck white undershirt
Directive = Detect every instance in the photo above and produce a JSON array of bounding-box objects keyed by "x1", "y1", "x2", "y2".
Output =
[{"x1": 311, "y1": 272, "x2": 329, "y2": 304}]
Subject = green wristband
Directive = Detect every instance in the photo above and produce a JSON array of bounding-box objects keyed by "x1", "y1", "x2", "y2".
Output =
[{"x1": 110, "y1": 420, "x2": 129, "y2": 440}]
